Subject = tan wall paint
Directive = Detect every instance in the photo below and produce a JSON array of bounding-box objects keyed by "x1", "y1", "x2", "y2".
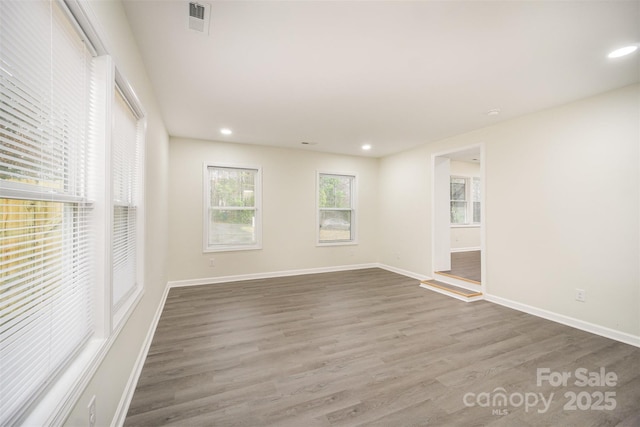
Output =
[{"x1": 168, "y1": 138, "x2": 380, "y2": 281}]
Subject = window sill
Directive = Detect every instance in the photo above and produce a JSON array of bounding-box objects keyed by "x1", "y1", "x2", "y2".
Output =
[
  {"x1": 450, "y1": 224, "x2": 481, "y2": 228},
  {"x1": 204, "y1": 245, "x2": 262, "y2": 253},
  {"x1": 21, "y1": 337, "x2": 107, "y2": 426},
  {"x1": 317, "y1": 241, "x2": 358, "y2": 247}
]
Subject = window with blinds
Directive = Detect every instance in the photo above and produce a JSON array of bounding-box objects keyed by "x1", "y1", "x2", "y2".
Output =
[
  {"x1": 112, "y1": 87, "x2": 141, "y2": 310},
  {"x1": 0, "y1": 0, "x2": 95, "y2": 423}
]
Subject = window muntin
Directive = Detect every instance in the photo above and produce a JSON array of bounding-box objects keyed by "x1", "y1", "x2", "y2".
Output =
[
  {"x1": 204, "y1": 165, "x2": 261, "y2": 251},
  {"x1": 318, "y1": 173, "x2": 356, "y2": 244}
]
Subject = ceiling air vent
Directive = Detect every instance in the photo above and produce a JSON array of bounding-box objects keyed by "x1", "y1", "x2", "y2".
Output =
[{"x1": 188, "y1": 2, "x2": 211, "y2": 35}]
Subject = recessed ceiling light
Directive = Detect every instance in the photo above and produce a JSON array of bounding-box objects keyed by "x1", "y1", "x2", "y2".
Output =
[
  {"x1": 220, "y1": 128, "x2": 232, "y2": 135},
  {"x1": 362, "y1": 144, "x2": 372, "y2": 151},
  {"x1": 487, "y1": 109, "x2": 501, "y2": 116},
  {"x1": 608, "y1": 45, "x2": 638, "y2": 58}
]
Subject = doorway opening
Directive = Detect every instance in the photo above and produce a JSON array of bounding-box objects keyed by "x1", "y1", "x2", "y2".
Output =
[{"x1": 423, "y1": 144, "x2": 485, "y2": 301}]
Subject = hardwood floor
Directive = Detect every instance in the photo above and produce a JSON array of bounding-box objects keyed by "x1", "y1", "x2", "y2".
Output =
[
  {"x1": 439, "y1": 250, "x2": 481, "y2": 283},
  {"x1": 125, "y1": 268, "x2": 640, "y2": 426}
]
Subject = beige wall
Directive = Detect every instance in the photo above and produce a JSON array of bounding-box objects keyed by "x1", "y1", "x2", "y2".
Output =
[
  {"x1": 65, "y1": 1, "x2": 170, "y2": 426},
  {"x1": 485, "y1": 84, "x2": 639, "y2": 335},
  {"x1": 379, "y1": 84, "x2": 640, "y2": 337},
  {"x1": 168, "y1": 138, "x2": 380, "y2": 281}
]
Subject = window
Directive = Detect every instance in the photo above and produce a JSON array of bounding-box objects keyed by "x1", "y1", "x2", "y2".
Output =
[
  {"x1": 111, "y1": 83, "x2": 144, "y2": 318},
  {"x1": 0, "y1": 1, "x2": 146, "y2": 423},
  {"x1": 0, "y1": 1, "x2": 94, "y2": 423},
  {"x1": 450, "y1": 176, "x2": 481, "y2": 225},
  {"x1": 318, "y1": 173, "x2": 356, "y2": 244},
  {"x1": 204, "y1": 164, "x2": 262, "y2": 252}
]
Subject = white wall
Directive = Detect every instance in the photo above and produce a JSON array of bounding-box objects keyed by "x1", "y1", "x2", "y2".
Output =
[
  {"x1": 168, "y1": 138, "x2": 379, "y2": 281},
  {"x1": 450, "y1": 160, "x2": 481, "y2": 251},
  {"x1": 379, "y1": 84, "x2": 640, "y2": 338},
  {"x1": 450, "y1": 160, "x2": 480, "y2": 176},
  {"x1": 485, "y1": 84, "x2": 639, "y2": 337},
  {"x1": 65, "y1": 1, "x2": 170, "y2": 425}
]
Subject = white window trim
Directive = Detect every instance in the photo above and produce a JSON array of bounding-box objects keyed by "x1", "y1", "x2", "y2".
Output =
[
  {"x1": 202, "y1": 162, "x2": 263, "y2": 253},
  {"x1": 316, "y1": 171, "x2": 358, "y2": 246},
  {"x1": 450, "y1": 174, "x2": 480, "y2": 227}
]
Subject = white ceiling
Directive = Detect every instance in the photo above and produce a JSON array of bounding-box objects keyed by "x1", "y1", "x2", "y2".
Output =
[{"x1": 122, "y1": 0, "x2": 640, "y2": 158}]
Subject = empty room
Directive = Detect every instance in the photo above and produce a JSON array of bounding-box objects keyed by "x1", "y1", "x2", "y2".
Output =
[{"x1": 1, "y1": 0, "x2": 639, "y2": 426}]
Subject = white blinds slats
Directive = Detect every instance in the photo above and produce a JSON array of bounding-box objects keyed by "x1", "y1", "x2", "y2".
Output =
[
  {"x1": 1, "y1": 2, "x2": 89, "y2": 197},
  {"x1": 0, "y1": 0, "x2": 94, "y2": 424},
  {"x1": 111, "y1": 88, "x2": 139, "y2": 308}
]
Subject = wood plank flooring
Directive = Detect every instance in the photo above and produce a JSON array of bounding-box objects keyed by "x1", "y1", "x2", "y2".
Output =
[
  {"x1": 125, "y1": 268, "x2": 640, "y2": 426},
  {"x1": 438, "y1": 250, "x2": 481, "y2": 283}
]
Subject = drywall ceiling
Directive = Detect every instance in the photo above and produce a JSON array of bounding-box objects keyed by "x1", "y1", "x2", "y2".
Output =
[{"x1": 122, "y1": 0, "x2": 640, "y2": 158}]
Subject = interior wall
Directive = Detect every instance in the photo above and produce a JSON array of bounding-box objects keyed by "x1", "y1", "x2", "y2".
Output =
[
  {"x1": 485, "y1": 84, "x2": 639, "y2": 336},
  {"x1": 379, "y1": 84, "x2": 640, "y2": 337},
  {"x1": 168, "y1": 138, "x2": 379, "y2": 281},
  {"x1": 65, "y1": 1, "x2": 170, "y2": 426}
]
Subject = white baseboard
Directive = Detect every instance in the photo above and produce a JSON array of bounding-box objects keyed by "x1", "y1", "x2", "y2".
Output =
[
  {"x1": 484, "y1": 293, "x2": 640, "y2": 349},
  {"x1": 377, "y1": 264, "x2": 430, "y2": 281},
  {"x1": 167, "y1": 263, "x2": 379, "y2": 288},
  {"x1": 111, "y1": 284, "x2": 172, "y2": 427}
]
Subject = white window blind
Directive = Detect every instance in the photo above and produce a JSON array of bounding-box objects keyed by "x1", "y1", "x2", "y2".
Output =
[
  {"x1": 0, "y1": 1, "x2": 94, "y2": 424},
  {"x1": 112, "y1": 87, "x2": 140, "y2": 308}
]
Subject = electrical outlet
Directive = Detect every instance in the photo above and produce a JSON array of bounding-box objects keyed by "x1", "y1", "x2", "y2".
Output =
[
  {"x1": 88, "y1": 395, "x2": 96, "y2": 427},
  {"x1": 209, "y1": 258, "x2": 215, "y2": 267},
  {"x1": 575, "y1": 289, "x2": 586, "y2": 302}
]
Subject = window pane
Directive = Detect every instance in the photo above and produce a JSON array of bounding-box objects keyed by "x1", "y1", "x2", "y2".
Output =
[
  {"x1": 209, "y1": 209, "x2": 256, "y2": 246},
  {"x1": 319, "y1": 175, "x2": 352, "y2": 209},
  {"x1": 319, "y1": 210, "x2": 352, "y2": 242},
  {"x1": 113, "y1": 205, "x2": 137, "y2": 306},
  {"x1": 473, "y1": 201, "x2": 481, "y2": 223},
  {"x1": 451, "y1": 201, "x2": 467, "y2": 223},
  {"x1": 472, "y1": 177, "x2": 481, "y2": 202},
  {"x1": 450, "y1": 178, "x2": 466, "y2": 201},
  {"x1": 209, "y1": 168, "x2": 256, "y2": 208},
  {"x1": 0, "y1": 199, "x2": 92, "y2": 423}
]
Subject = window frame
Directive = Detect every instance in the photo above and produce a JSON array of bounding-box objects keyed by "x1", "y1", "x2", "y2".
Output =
[
  {"x1": 202, "y1": 162, "x2": 262, "y2": 253},
  {"x1": 450, "y1": 175, "x2": 481, "y2": 227},
  {"x1": 110, "y1": 72, "x2": 146, "y2": 331},
  {"x1": 316, "y1": 171, "x2": 358, "y2": 246}
]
